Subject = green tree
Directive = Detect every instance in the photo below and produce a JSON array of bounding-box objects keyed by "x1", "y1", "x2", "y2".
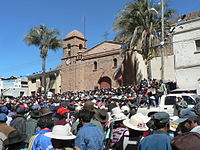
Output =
[
  {"x1": 25, "y1": 25, "x2": 62, "y2": 93},
  {"x1": 113, "y1": 0, "x2": 175, "y2": 79}
]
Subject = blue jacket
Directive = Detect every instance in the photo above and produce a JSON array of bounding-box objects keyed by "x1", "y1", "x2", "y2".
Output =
[
  {"x1": 75, "y1": 123, "x2": 104, "y2": 150},
  {"x1": 138, "y1": 130, "x2": 172, "y2": 150},
  {"x1": 32, "y1": 129, "x2": 54, "y2": 150}
]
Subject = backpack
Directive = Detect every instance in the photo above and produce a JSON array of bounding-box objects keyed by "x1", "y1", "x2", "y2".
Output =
[{"x1": 171, "y1": 132, "x2": 200, "y2": 150}]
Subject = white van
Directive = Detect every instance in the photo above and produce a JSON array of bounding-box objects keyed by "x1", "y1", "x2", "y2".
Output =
[{"x1": 137, "y1": 93, "x2": 200, "y2": 116}]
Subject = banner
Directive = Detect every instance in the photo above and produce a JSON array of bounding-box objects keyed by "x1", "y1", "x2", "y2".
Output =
[{"x1": 113, "y1": 67, "x2": 123, "y2": 81}]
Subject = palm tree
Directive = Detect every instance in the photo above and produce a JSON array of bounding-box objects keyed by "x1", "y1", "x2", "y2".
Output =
[
  {"x1": 113, "y1": 0, "x2": 175, "y2": 80},
  {"x1": 25, "y1": 25, "x2": 62, "y2": 93}
]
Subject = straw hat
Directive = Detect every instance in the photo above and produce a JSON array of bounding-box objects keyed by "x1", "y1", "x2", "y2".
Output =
[
  {"x1": 123, "y1": 113, "x2": 150, "y2": 131},
  {"x1": 40, "y1": 108, "x2": 53, "y2": 117},
  {"x1": 111, "y1": 107, "x2": 128, "y2": 121},
  {"x1": 45, "y1": 124, "x2": 76, "y2": 140}
]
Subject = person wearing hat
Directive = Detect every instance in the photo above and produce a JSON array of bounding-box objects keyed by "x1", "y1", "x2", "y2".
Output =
[
  {"x1": 10, "y1": 107, "x2": 27, "y2": 135},
  {"x1": 139, "y1": 112, "x2": 172, "y2": 150},
  {"x1": 121, "y1": 105, "x2": 131, "y2": 118},
  {"x1": 94, "y1": 109, "x2": 109, "y2": 128},
  {"x1": 40, "y1": 107, "x2": 53, "y2": 117},
  {"x1": 174, "y1": 108, "x2": 199, "y2": 135},
  {"x1": 0, "y1": 113, "x2": 15, "y2": 137},
  {"x1": 0, "y1": 106, "x2": 12, "y2": 126},
  {"x1": 25, "y1": 109, "x2": 41, "y2": 146},
  {"x1": 0, "y1": 113, "x2": 15, "y2": 150},
  {"x1": 110, "y1": 107, "x2": 128, "y2": 148},
  {"x1": 175, "y1": 96, "x2": 188, "y2": 116},
  {"x1": 55, "y1": 107, "x2": 70, "y2": 125},
  {"x1": 45, "y1": 124, "x2": 76, "y2": 150},
  {"x1": 71, "y1": 102, "x2": 103, "y2": 135},
  {"x1": 75, "y1": 109, "x2": 104, "y2": 150},
  {"x1": 3, "y1": 130, "x2": 27, "y2": 150},
  {"x1": 114, "y1": 113, "x2": 150, "y2": 150}
]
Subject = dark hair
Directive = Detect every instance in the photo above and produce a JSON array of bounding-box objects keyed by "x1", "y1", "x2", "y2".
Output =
[
  {"x1": 51, "y1": 139, "x2": 75, "y2": 149},
  {"x1": 78, "y1": 109, "x2": 93, "y2": 123},
  {"x1": 153, "y1": 119, "x2": 167, "y2": 129},
  {"x1": 129, "y1": 128, "x2": 143, "y2": 137},
  {"x1": 113, "y1": 120, "x2": 123, "y2": 129},
  {"x1": 37, "y1": 116, "x2": 54, "y2": 129},
  {"x1": 6, "y1": 142, "x2": 24, "y2": 150}
]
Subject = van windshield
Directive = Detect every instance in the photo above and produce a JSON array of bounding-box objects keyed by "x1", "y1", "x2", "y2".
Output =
[{"x1": 191, "y1": 95, "x2": 200, "y2": 103}]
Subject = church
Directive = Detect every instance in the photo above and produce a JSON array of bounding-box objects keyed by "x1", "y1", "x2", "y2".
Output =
[{"x1": 61, "y1": 30, "x2": 125, "y2": 92}]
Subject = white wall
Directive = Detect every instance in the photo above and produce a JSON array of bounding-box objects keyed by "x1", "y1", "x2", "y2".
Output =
[
  {"x1": 173, "y1": 18, "x2": 200, "y2": 89},
  {"x1": 150, "y1": 55, "x2": 175, "y2": 82}
]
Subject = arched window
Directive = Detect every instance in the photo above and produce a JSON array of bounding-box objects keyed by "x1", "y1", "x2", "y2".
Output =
[
  {"x1": 68, "y1": 50, "x2": 71, "y2": 57},
  {"x1": 79, "y1": 44, "x2": 83, "y2": 50},
  {"x1": 67, "y1": 44, "x2": 71, "y2": 49},
  {"x1": 67, "y1": 44, "x2": 71, "y2": 57},
  {"x1": 94, "y1": 61, "x2": 97, "y2": 70},
  {"x1": 113, "y1": 58, "x2": 117, "y2": 68}
]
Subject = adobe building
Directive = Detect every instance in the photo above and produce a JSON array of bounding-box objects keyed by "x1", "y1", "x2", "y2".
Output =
[
  {"x1": 28, "y1": 67, "x2": 61, "y2": 96},
  {"x1": 61, "y1": 30, "x2": 125, "y2": 92}
]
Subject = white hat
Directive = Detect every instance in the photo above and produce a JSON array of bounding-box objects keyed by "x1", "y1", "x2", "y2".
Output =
[
  {"x1": 45, "y1": 124, "x2": 76, "y2": 140},
  {"x1": 111, "y1": 107, "x2": 122, "y2": 115},
  {"x1": 112, "y1": 113, "x2": 128, "y2": 121},
  {"x1": 121, "y1": 105, "x2": 130, "y2": 113},
  {"x1": 123, "y1": 113, "x2": 150, "y2": 131},
  {"x1": 111, "y1": 107, "x2": 128, "y2": 121},
  {"x1": 75, "y1": 106, "x2": 82, "y2": 112},
  {"x1": 92, "y1": 99, "x2": 97, "y2": 103}
]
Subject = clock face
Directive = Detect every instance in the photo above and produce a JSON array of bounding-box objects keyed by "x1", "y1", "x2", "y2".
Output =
[{"x1": 66, "y1": 59, "x2": 71, "y2": 65}]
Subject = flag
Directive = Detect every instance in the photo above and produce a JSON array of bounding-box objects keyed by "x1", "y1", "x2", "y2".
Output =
[
  {"x1": 113, "y1": 67, "x2": 123, "y2": 81},
  {"x1": 169, "y1": 14, "x2": 186, "y2": 33}
]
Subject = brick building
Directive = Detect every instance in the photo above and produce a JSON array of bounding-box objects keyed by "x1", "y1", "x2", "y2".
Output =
[{"x1": 61, "y1": 30, "x2": 124, "y2": 92}]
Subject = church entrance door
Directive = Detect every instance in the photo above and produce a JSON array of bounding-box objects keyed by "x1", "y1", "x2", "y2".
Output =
[{"x1": 98, "y1": 76, "x2": 111, "y2": 89}]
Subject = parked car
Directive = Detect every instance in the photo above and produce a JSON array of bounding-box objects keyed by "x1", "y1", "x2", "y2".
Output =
[{"x1": 137, "y1": 93, "x2": 200, "y2": 116}]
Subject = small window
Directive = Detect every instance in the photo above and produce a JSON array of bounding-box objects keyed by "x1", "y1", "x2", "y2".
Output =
[
  {"x1": 31, "y1": 79, "x2": 36, "y2": 83},
  {"x1": 68, "y1": 50, "x2": 71, "y2": 57},
  {"x1": 79, "y1": 44, "x2": 83, "y2": 50},
  {"x1": 31, "y1": 91, "x2": 36, "y2": 96},
  {"x1": 195, "y1": 40, "x2": 200, "y2": 51},
  {"x1": 20, "y1": 91, "x2": 24, "y2": 97},
  {"x1": 94, "y1": 61, "x2": 97, "y2": 70},
  {"x1": 67, "y1": 44, "x2": 71, "y2": 50},
  {"x1": 165, "y1": 96, "x2": 176, "y2": 105},
  {"x1": 113, "y1": 58, "x2": 117, "y2": 68}
]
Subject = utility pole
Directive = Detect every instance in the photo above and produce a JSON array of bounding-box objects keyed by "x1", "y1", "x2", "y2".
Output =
[{"x1": 161, "y1": 0, "x2": 165, "y2": 81}]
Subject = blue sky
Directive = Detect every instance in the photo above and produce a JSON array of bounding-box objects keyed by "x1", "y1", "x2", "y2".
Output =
[{"x1": 0, "y1": 0, "x2": 199, "y2": 78}]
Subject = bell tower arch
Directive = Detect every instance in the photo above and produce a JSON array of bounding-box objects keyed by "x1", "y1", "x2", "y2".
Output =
[
  {"x1": 62, "y1": 30, "x2": 87, "y2": 65},
  {"x1": 61, "y1": 30, "x2": 87, "y2": 92}
]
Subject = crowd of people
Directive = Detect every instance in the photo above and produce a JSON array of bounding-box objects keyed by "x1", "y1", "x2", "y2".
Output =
[{"x1": 0, "y1": 79, "x2": 199, "y2": 150}]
